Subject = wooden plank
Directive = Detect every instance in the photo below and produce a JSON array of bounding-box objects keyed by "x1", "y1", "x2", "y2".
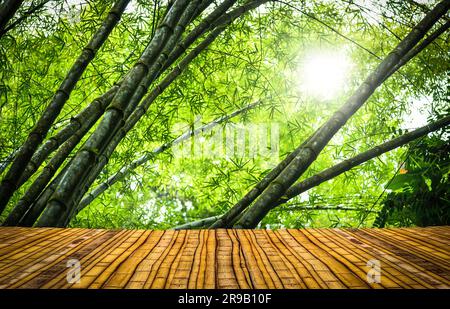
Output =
[
  {"x1": 0, "y1": 228, "x2": 98, "y2": 288},
  {"x1": 346, "y1": 229, "x2": 449, "y2": 287},
  {"x1": 0, "y1": 226, "x2": 448, "y2": 289}
]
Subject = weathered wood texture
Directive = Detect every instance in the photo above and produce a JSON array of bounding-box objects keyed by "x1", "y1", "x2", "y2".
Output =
[{"x1": 0, "y1": 226, "x2": 448, "y2": 289}]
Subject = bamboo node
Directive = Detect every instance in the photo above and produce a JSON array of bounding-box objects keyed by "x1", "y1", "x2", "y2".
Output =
[
  {"x1": 70, "y1": 116, "x2": 83, "y2": 129},
  {"x1": 83, "y1": 47, "x2": 96, "y2": 58},
  {"x1": 108, "y1": 10, "x2": 122, "y2": 20},
  {"x1": 55, "y1": 88, "x2": 70, "y2": 100},
  {"x1": 135, "y1": 60, "x2": 151, "y2": 73}
]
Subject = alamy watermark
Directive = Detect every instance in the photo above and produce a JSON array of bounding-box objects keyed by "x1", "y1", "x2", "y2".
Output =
[
  {"x1": 366, "y1": 259, "x2": 381, "y2": 284},
  {"x1": 66, "y1": 258, "x2": 81, "y2": 284},
  {"x1": 171, "y1": 118, "x2": 279, "y2": 165}
]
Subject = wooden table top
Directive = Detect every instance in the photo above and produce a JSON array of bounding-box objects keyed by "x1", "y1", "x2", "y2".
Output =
[{"x1": 0, "y1": 226, "x2": 448, "y2": 289}]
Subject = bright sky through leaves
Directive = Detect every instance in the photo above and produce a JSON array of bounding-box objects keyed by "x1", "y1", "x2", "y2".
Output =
[{"x1": 299, "y1": 50, "x2": 352, "y2": 100}]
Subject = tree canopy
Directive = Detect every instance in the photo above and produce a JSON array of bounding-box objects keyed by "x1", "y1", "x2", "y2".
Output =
[{"x1": 0, "y1": 0, "x2": 448, "y2": 230}]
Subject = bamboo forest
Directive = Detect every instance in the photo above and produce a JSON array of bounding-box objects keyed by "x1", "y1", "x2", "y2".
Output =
[{"x1": 0, "y1": 0, "x2": 449, "y2": 231}]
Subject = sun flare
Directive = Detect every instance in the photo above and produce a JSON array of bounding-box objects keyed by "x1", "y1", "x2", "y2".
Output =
[{"x1": 299, "y1": 50, "x2": 352, "y2": 100}]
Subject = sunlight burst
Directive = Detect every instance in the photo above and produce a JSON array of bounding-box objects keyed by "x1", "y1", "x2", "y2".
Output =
[{"x1": 299, "y1": 50, "x2": 352, "y2": 100}]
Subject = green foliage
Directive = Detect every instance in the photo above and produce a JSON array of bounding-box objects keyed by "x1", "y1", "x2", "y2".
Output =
[
  {"x1": 376, "y1": 136, "x2": 450, "y2": 227},
  {"x1": 0, "y1": 0, "x2": 448, "y2": 229}
]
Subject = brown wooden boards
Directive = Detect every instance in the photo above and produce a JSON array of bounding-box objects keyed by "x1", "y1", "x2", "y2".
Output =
[{"x1": 0, "y1": 226, "x2": 448, "y2": 289}]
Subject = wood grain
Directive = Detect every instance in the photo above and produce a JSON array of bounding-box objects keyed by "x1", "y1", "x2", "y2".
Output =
[{"x1": 0, "y1": 226, "x2": 448, "y2": 289}]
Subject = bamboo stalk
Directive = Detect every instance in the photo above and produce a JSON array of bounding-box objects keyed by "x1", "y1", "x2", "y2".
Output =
[
  {"x1": 17, "y1": 86, "x2": 118, "y2": 188},
  {"x1": 0, "y1": 0, "x2": 131, "y2": 215},
  {"x1": 122, "y1": 0, "x2": 204, "y2": 119},
  {"x1": 0, "y1": 0, "x2": 51, "y2": 38},
  {"x1": 180, "y1": 115, "x2": 450, "y2": 229},
  {"x1": 2, "y1": 90, "x2": 117, "y2": 226},
  {"x1": 276, "y1": 115, "x2": 450, "y2": 206},
  {"x1": 110, "y1": 0, "x2": 238, "y2": 127},
  {"x1": 173, "y1": 215, "x2": 221, "y2": 230},
  {"x1": 16, "y1": 0, "x2": 224, "y2": 188},
  {"x1": 0, "y1": 0, "x2": 24, "y2": 36},
  {"x1": 35, "y1": 0, "x2": 191, "y2": 227},
  {"x1": 384, "y1": 19, "x2": 450, "y2": 82},
  {"x1": 273, "y1": 205, "x2": 379, "y2": 213},
  {"x1": 59, "y1": 0, "x2": 269, "y2": 226},
  {"x1": 233, "y1": 0, "x2": 450, "y2": 228},
  {"x1": 18, "y1": 163, "x2": 70, "y2": 226},
  {"x1": 120, "y1": 0, "x2": 238, "y2": 118}
]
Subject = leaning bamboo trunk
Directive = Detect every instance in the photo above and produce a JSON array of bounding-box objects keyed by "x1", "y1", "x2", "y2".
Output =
[
  {"x1": 35, "y1": 0, "x2": 191, "y2": 227},
  {"x1": 233, "y1": 0, "x2": 450, "y2": 228},
  {"x1": 0, "y1": 0, "x2": 51, "y2": 38},
  {"x1": 0, "y1": 0, "x2": 24, "y2": 36},
  {"x1": 0, "y1": 0, "x2": 131, "y2": 215},
  {"x1": 2, "y1": 90, "x2": 117, "y2": 226},
  {"x1": 15, "y1": 0, "x2": 235, "y2": 190},
  {"x1": 264, "y1": 116, "x2": 450, "y2": 219},
  {"x1": 174, "y1": 216, "x2": 222, "y2": 230},
  {"x1": 180, "y1": 115, "x2": 450, "y2": 229},
  {"x1": 56, "y1": 0, "x2": 269, "y2": 226},
  {"x1": 383, "y1": 19, "x2": 450, "y2": 82},
  {"x1": 18, "y1": 164, "x2": 70, "y2": 226}
]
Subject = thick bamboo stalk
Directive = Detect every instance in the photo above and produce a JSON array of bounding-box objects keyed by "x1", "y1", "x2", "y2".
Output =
[
  {"x1": 77, "y1": 100, "x2": 262, "y2": 212},
  {"x1": 233, "y1": 0, "x2": 450, "y2": 228},
  {"x1": 160, "y1": 0, "x2": 237, "y2": 72},
  {"x1": 273, "y1": 205, "x2": 379, "y2": 213},
  {"x1": 0, "y1": 0, "x2": 24, "y2": 36},
  {"x1": 181, "y1": 115, "x2": 450, "y2": 229},
  {"x1": 384, "y1": 19, "x2": 450, "y2": 82},
  {"x1": 18, "y1": 164, "x2": 69, "y2": 227},
  {"x1": 0, "y1": 0, "x2": 131, "y2": 215},
  {"x1": 16, "y1": 0, "x2": 221, "y2": 188},
  {"x1": 2, "y1": 90, "x2": 117, "y2": 226},
  {"x1": 122, "y1": 0, "x2": 204, "y2": 119},
  {"x1": 119, "y1": 0, "x2": 238, "y2": 122},
  {"x1": 267, "y1": 115, "x2": 450, "y2": 212},
  {"x1": 17, "y1": 86, "x2": 118, "y2": 188},
  {"x1": 35, "y1": 0, "x2": 191, "y2": 227},
  {"x1": 60, "y1": 0, "x2": 269, "y2": 225},
  {"x1": 0, "y1": 0, "x2": 51, "y2": 38}
]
